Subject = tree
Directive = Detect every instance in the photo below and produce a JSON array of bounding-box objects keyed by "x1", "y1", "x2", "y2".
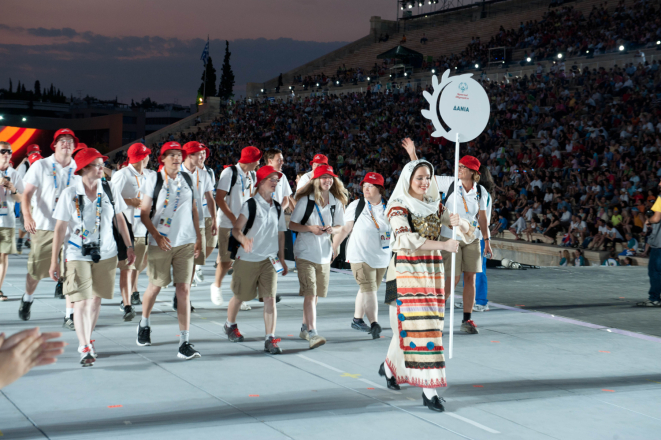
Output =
[
  {"x1": 34, "y1": 80, "x2": 41, "y2": 100},
  {"x1": 8, "y1": 79, "x2": 12, "y2": 94},
  {"x1": 218, "y1": 40, "x2": 235, "y2": 100},
  {"x1": 197, "y1": 56, "x2": 217, "y2": 99}
]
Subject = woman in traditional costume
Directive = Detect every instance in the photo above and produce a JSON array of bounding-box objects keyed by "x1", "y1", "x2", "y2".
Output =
[{"x1": 379, "y1": 159, "x2": 474, "y2": 412}]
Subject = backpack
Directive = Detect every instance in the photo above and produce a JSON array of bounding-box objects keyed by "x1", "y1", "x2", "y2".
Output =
[
  {"x1": 443, "y1": 181, "x2": 486, "y2": 208},
  {"x1": 299, "y1": 197, "x2": 336, "y2": 226},
  {"x1": 78, "y1": 180, "x2": 135, "y2": 261},
  {"x1": 227, "y1": 197, "x2": 281, "y2": 259},
  {"x1": 354, "y1": 197, "x2": 366, "y2": 223},
  {"x1": 227, "y1": 165, "x2": 256, "y2": 197},
  {"x1": 147, "y1": 171, "x2": 195, "y2": 239}
]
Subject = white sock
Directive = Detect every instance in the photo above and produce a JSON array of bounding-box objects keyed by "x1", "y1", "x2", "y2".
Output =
[
  {"x1": 226, "y1": 320, "x2": 236, "y2": 327},
  {"x1": 22, "y1": 293, "x2": 34, "y2": 303},
  {"x1": 308, "y1": 329, "x2": 318, "y2": 337},
  {"x1": 66, "y1": 307, "x2": 74, "y2": 317},
  {"x1": 179, "y1": 330, "x2": 189, "y2": 346},
  {"x1": 423, "y1": 388, "x2": 438, "y2": 399},
  {"x1": 265, "y1": 333, "x2": 275, "y2": 340},
  {"x1": 384, "y1": 361, "x2": 394, "y2": 379},
  {"x1": 140, "y1": 317, "x2": 150, "y2": 327}
]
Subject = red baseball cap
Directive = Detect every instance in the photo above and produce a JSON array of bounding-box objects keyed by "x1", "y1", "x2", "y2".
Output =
[
  {"x1": 239, "y1": 146, "x2": 262, "y2": 164},
  {"x1": 158, "y1": 142, "x2": 187, "y2": 165},
  {"x1": 183, "y1": 141, "x2": 206, "y2": 156},
  {"x1": 50, "y1": 128, "x2": 79, "y2": 151},
  {"x1": 28, "y1": 152, "x2": 43, "y2": 165},
  {"x1": 310, "y1": 154, "x2": 328, "y2": 166},
  {"x1": 75, "y1": 148, "x2": 108, "y2": 175},
  {"x1": 26, "y1": 144, "x2": 40, "y2": 154},
  {"x1": 312, "y1": 165, "x2": 338, "y2": 179},
  {"x1": 255, "y1": 165, "x2": 283, "y2": 186},
  {"x1": 127, "y1": 143, "x2": 151, "y2": 164},
  {"x1": 360, "y1": 172, "x2": 384, "y2": 187},
  {"x1": 72, "y1": 143, "x2": 88, "y2": 159},
  {"x1": 460, "y1": 155, "x2": 481, "y2": 173}
]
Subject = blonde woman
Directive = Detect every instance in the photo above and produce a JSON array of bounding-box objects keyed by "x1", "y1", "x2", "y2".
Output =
[{"x1": 290, "y1": 165, "x2": 348, "y2": 349}]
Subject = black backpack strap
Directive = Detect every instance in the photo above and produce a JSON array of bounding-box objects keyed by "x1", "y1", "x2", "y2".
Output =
[
  {"x1": 300, "y1": 197, "x2": 316, "y2": 225},
  {"x1": 180, "y1": 172, "x2": 194, "y2": 193},
  {"x1": 205, "y1": 166, "x2": 214, "y2": 183},
  {"x1": 101, "y1": 180, "x2": 115, "y2": 213},
  {"x1": 274, "y1": 200, "x2": 281, "y2": 219},
  {"x1": 147, "y1": 172, "x2": 164, "y2": 239},
  {"x1": 354, "y1": 196, "x2": 365, "y2": 223},
  {"x1": 77, "y1": 195, "x2": 85, "y2": 222},
  {"x1": 244, "y1": 198, "x2": 257, "y2": 234},
  {"x1": 227, "y1": 165, "x2": 238, "y2": 196},
  {"x1": 330, "y1": 204, "x2": 336, "y2": 224},
  {"x1": 444, "y1": 181, "x2": 455, "y2": 203}
]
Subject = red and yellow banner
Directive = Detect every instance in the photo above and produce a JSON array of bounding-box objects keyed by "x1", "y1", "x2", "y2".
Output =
[{"x1": 0, "y1": 126, "x2": 38, "y2": 152}]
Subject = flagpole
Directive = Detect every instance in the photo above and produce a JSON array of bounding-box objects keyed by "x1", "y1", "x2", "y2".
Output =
[{"x1": 449, "y1": 132, "x2": 459, "y2": 359}]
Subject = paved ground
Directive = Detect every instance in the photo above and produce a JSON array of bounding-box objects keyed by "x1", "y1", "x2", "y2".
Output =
[{"x1": 1, "y1": 251, "x2": 660, "y2": 440}]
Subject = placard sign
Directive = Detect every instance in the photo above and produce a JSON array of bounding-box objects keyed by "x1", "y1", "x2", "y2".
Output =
[{"x1": 422, "y1": 70, "x2": 490, "y2": 142}]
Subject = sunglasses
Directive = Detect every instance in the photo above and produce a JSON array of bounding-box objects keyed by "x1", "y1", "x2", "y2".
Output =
[{"x1": 0, "y1": 149, "x2": 12, "y2": 155}]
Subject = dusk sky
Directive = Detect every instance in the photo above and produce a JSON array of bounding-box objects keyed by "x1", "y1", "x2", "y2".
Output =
[{"x1": 1, "y1": 0, "x2": 398, "y2": 105}]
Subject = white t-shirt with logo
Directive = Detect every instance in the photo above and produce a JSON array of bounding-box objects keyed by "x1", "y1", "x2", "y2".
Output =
[
  {"x1": 236, "y1": 193, "x2": 287, "y2": 262},
  {"x1": 272, "y1": 174, "x2": 293, "y2": 205},
  {"x1": 201, "y1": 166, "x2": 216, "y2": 218},
  {"x1": 181, "y1": 164, "x2": 213, "y2": 227},
  {"x1": 216, "y1": 165, "x2": 255, "y2": 229},
  {"x1": 295, "y1": 171, "x2": 313, "y2": 192},
  {"x1": 436, "y1": 176, "x2": 488, "y2": 239},
  {"x1": 23, "y1": 155, "x2": 79, "y2": 231},
  {"x1": 142, "y1": 170, "x2": 197, "y2": 248},
  {"x1": 111, "y1": 164, "x2": 154, "y2": 237},
  {"x1": 53, "y1": 179, "x2": 127, "y2": 262},
  {"x1": 290, "y1": 194, "x2": 345, "y2": 265},
  {"x1": 0, "y1": 167, "x2": 23, "y2": 228},
  {"x1": 344, "y1": 198, "x2": 391, "y2": 269}
]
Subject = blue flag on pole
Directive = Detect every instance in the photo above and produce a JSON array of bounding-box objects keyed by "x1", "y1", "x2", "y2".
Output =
[{"x1": 200, "y1": 40, "x2": 209, "y2": 65}]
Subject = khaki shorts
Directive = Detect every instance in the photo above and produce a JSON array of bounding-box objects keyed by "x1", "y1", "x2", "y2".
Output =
[
  {"x1": 440, "y1": 237, "x2": 482, "y2": 274},
  {"x1": 117, "y1": 236, "x2": 148, "y2": 271},
  {"x1": 64, "y1": 257, "x2": 118, "y2": 302},
  {"x1": 350, "y1": 262, "x2": 387, "y2": 293},
  {"x1": 0, "y1": 227, "x2": 15, "y2": 254},
  {"x1": 205, "y1": 217, "x2": 217, "y2": 249},
  {"x1": 217, "y1": 227, "x2": 233, "y2": 263},
  {"x1": 147, "y1": 243, "x2": 194, "y2": 287},
  {"x1": 297, "y1": 258, "x2": 330, "y2": 297},
  {"x1": 194, "y1": 228, "x2": 206, "y2": 266},
  {"x1": 230, "y1": 258, "x2": 277, "y2": 301},
  {"x1": 28, "y1": 230, "x2": 61, "y2": 281}
]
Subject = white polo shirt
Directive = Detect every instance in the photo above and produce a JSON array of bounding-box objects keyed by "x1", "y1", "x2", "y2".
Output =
[
  {"x1": 23, "y1": 155, "x2": 78, "y2": 231},
  {"x1": 290, "y1": 193, "x2": 345, "y2": 265},
  {"x1": 181, "y1": 164, "x2": 213, "y2": 227},
  {"x1": 216, "y1": 164, "x2": 255, "y2": 228},
  {"x1": 201, "y1": 166, "x2": 216, "y2": 218},
  {"x1": 236, "y1": 193, "x2": 287, "y2": 262},
  {"x1": 436, "y1": 176, "x2": 487, "y2": 239},
  {"x1": 272, "y1": 173, "x2": 293, "y2": 204},
  {"x1": 295, "y1": 171, "x2": 313, "y2": 192},
  {"x1": 111, "y1": 164, "x2": 154, "y2": 237},
  {"x1": 344, "y1": 198, "x2": 391, "y2": 269},
  {"x1": 0, "y1": 167, "x2": 23, "y2": 228},
  {"x1": 142, "y1": 170, "x2": 197, "y2": 248},
  {"x1": 53, "y1": 179, "x2": 127, "y2": 262}
]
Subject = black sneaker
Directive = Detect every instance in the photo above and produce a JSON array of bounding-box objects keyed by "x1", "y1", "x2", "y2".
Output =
[
  {"x1": 351, "y1": 318, "x2": 370, "y2": 332},
  {"x1": 172, "y1": 295, "x2": 195, "y2": 312},
  {"x1": 123, "y1": 305, "x2": 136, "y2": 321},
  {"x1": 63, "y1": 315, "x2": 75, "y2": 331},
  {"x1": 54, "y1": 280, "x2": 64, "y2": 299},
  {"x1": 224, "y1": 323, "x2": 244, "y2": 342},
  {"x1": 177, "y1": 342, "x2": 201, "y2": 360},
  {"x1": 25, "y1": 239, "x2": 31, "y2": 249},
  {"x1": 422, "y1": 392, "x2": 445, "y2": 412},
  {"x1": 275, "y1": 295, "x2": 282, "y2": 303},
  {"x1": 136, "y1": 324, "x2": 151, "y2": 346},
  {"x1": 118, "y1": 301, "x2": 125, "y2": 312},
  {"x1": 264, "y1": 336, "x2": 283, "y2": 354},
  {"x1": 16, "y1": 241, "x2": 22, "y2": 253},
  {"x1": 18, "y1": 297, "x2": 32, "y2": 321},
  {"x1": 131, "y1": 291, "x2": 142, "y2": 305},
  {"x1": 369, "y1": 322, "x2": 382, "y2": 339}
]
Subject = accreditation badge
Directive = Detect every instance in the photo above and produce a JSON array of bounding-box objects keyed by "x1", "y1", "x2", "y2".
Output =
[
  {"x1": 269, "y1": 256, "x2": 284, "y2": 275},
  {"x1": 380, "y1": 231, "x2": 391, "y2": 249}
]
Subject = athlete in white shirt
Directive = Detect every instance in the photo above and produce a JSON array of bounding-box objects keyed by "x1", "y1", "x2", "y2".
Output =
[
  {"x1": 0, "y1": 142, "x2": 23, "y2": 301},
  {"x1": 295, "y1": 153, "x2": 329, "y2": 194},
  {"x1": 197, "y1": 145, "x2": 218, "y2": 270},
  {"x1": 18, "y1": 129, "x2": 80, "y2": 330},
  {"x1": 264, "y1": 148, "x2": 293, "y2": 210},
  {"x1": 15, "y1": 144, "x2": 39, "y2": 253}
]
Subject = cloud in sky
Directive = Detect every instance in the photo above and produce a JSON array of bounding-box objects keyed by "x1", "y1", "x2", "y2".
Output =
[{"x1": 0, "y1": 25, "x2": 348, "y2": 104}]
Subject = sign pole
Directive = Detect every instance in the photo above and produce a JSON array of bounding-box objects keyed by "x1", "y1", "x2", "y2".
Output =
[{"x1": 449, "y1": 132, "x2": 460, "y2": 359}]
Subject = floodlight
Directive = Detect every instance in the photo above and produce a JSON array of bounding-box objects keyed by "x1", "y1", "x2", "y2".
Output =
[
  {"x1": 526, "y1": 57, "x2": 531, "y2": 62},
  {"x1": 619, "y1": 45, "x2": 624, "y2": 51},
  {"x1": 557, "y1": 53, "x2": 563, "y2": 59}
]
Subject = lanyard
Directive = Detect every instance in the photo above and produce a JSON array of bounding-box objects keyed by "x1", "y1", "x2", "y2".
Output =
[
  {"x1": 314, "y1": 203, "x2": 326, "y2": 227},
  {"x1": 366, "y1": 199, "x2": 386, "y2": 231},
  {"x1": 239, "y1": 171, "x2": 246, "y2": 195},
  {"x1": 458, "y1": 185, "x2": 471, "y2": 214},
  {"x1": 74, "y1": 189, "x2": 102, "y2": 239},
  {"x1": 163, "y1": 172, "x2": 182, "y2": 214},
  {"x1": 53, "y1": 164, "x2": 73, "y2": 191},
  {"x1": 180, "y1": 165, "x2": 200, "y2": 188},
  {"x1": 134, "y1": 175, "x2": 141, "y2": 189}
]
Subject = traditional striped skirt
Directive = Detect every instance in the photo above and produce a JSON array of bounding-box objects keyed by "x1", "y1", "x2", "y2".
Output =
[{"x1": 385, "y1": 251, "x2": 447, "y2": 388}]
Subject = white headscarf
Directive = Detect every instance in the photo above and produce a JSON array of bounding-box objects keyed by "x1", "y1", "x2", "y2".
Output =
[{"x1": 386, "y1": 159, "x2": 441, "y2": 218}]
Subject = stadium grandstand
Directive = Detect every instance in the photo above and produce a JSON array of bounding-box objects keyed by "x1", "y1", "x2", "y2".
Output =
[{"x1": 112, "y1": 0, "x2": 661, "y2": 267}]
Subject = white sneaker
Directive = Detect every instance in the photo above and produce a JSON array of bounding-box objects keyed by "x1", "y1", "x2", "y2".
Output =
[
  {"x1": 191, "y1": 279, "x2": 197, "y2": 288},
  {"x1": 195, "y1": 267, "x2": 204, "y2": 283},
  {"x1": 240, "y1": 301, "x2": 251, "y2": 311},
  {"x1": 473, "y1": 303, "x2": 490, "y2": 312},
  {"x1": 210, "y1": 284, "x2": 224, "y2": 306},
  {"x1": 454, "y1": 301, "x2": 464, "y2": 309}
]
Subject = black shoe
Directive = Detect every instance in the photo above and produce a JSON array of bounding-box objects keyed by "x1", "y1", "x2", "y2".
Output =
[
  {"x1": 275, "y1": 295, "x2": 282, "y2": 303},
  {"x1": 136, "y1": 324, "x2": 152, "y2": 346},
  {"x1": 16, "y1": 242, "x2": 22, "y2": 253},
  {"x1": 227, "y1": 268, "x2": 234, "y2": 275},
  {"x1": 54, "y1": 280, "x2": 64, "y2": 299},
  {"x1": 172, "y1": 294, "x2": 195, "y2": 312},
  {"x1": 123, "y1": 305, "x2": 136, "y2": 322},
  {"x1": 131, "y1": 291, "x2": 142, "y2": 305},
  {"x1": 422, "y1": 392, "x2": 445, "y2": 412},
  {"x1": 119, "y1": 301, "x2": 125, "y2": 312},
  {"x1": 264, "y1": 336, "x2": 283, "y2": 354},
  {"x1": 378, "y1": 362, "x2": 400, "y2": 390},
  {"x1": 63, "y1": 315, "x2": 75, "y2": 331},
  {"x1": 177, "y1": 342, "x2": 201, "y2": 360},
  {"x1": 224, "y1": 323, "x2": 245, "y2": 342},
  {"x1": 18, "y1": 298, "x2": 32, "y2": 321},
  {"x1": 351, "y1": 318, "x2": 370, "y2": 332},
  {"x1": 25, "y1": 239, "x2": 31, "y2": 249},
  {"x1": 369, "y1": 322, "x2": 382, "y2": 339}
]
